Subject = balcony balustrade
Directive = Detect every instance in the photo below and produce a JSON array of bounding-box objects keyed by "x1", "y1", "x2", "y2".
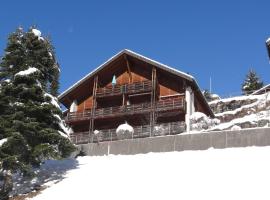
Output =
[
  {"x1": 70, "y1": 121, "x2": 186, "y2": 144},
  {"x1": 66, "y1": 97, "x2": 185, "y2": 123},
  {"x1": 96, "y1": 80, "x2": 152, "y2": 98}
]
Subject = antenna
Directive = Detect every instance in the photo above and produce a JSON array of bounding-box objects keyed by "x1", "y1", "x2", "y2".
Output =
[
  {"x1": 266, "y1": 38, "x2": 270, "y2": 62},
  {"x1": 209, "y1": 76, "x2": 212, "y2": 94}
]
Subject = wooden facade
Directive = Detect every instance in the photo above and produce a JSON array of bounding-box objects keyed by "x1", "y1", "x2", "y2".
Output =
[{"x1": 59, "y1": 50, "x2": 214, "y2": 144}]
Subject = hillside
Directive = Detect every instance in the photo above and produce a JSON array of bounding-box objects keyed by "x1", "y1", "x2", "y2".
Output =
[
  {"x1": 23, "y1": 146, "x2": 270, "y2": 200},
  {"x1": 208, "y1": 93, "x2": 270, "y2": 131}
]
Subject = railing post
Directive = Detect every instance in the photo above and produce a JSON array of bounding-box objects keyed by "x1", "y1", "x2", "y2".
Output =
[{"x1": 110, "y1": 130, "x2": 112, "y2": 141}]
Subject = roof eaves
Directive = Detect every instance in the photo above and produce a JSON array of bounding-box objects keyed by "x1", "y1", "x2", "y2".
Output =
[
  {"x1": 124, "y1": 49, "x2": 194, "y2": 82},
  {"x1": 58, "y1": 50, "x2": 126, "y2": 100}
]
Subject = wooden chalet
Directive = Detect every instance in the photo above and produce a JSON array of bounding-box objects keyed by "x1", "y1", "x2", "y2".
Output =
[{"x1": 58, "y1": 49, "x2": 214, "y2": 144}]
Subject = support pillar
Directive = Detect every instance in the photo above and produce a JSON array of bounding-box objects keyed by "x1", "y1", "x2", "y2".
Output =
[
  {"x1": 185, "y1": 86, "x2": 194, "y2": 133},
  {"x1": 150, "y1": 67, "x2": 156, "y2": 136},
  {"x1": 70, "y1": 100, "x2": 78, "y2": 112},
  {"x1": 89, "y1": 76, "x2": 98, "y2": 142}
]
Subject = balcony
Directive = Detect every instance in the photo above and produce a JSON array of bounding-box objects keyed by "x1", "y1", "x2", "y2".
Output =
[
  {"x1": 96, "y1": 80, "x2": 152, "y2": 98},
  {"x1": 70, "y1": 121, "x2": 186, "y2": 144},
  {"x1": 66, "y1": 97, "x2": 185, "y2": 123}
]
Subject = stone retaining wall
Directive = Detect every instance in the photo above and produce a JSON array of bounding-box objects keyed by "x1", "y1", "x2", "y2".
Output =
[{"x1": 78, "y1": 127, "x2": 270, "y2": 156}]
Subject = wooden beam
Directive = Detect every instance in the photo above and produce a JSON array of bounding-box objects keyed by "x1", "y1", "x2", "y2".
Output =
[
  {"x1": 88, "y1": 76, "x2": 98, "y2": 142},
  {"x1": 124, "y1": 55, "x2": 132, "y2": 83},
  {"x1": 122, "y1": 93, "x2": 125, "y2": 106},
  {"x1": 150, "y1": 67, "x2": 157, "y2": 136}
]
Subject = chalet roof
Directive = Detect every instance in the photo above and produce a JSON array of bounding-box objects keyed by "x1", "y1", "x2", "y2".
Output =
[
  {"x1": 58, "y1": 49, "x2": 194, "y2": 100},
  {"x1": 58, "y1": 49, "x2": 214, "y2": 117}
]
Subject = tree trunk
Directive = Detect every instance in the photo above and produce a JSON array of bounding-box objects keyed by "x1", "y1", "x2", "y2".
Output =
[{"x1": 0, "y1": 170, "x2": 13, "y2": 200}]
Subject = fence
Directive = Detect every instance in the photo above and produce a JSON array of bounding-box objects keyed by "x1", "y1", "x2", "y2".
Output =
[
  {"x1": 70, "y1": 121, "x2": 186, "y2": 144},
  {"x1": 96, "y1": 80, "x2": 152, "y2": 98},
  {"x1": 66, "y1": 98, "x2": 185, "y2": 122}
]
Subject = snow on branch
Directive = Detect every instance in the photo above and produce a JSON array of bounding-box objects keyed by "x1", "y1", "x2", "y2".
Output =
[
  {"x1": 44, "y1": 93, "x2": 60, "y2": 109},
  {"x1": 15, "y1": 67, "x2": 39, "y2": 77},
  {"x1": 31, "y1": 29, "x2": 44, "y2": 40},
  {"x1": 0, "y1": 138, "x2": 7, "y2": 147}
]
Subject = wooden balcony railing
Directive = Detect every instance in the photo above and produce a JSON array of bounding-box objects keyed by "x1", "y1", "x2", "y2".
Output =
[
  {"x1": 70, "y1": 121, "x2": 186, "y2": 144},
  {"x1": 66, "y1": 98, "x2": 185, "y2": 123},
  {"x1": 96, "y1": 80, "x2": 152, "y2": 98}
]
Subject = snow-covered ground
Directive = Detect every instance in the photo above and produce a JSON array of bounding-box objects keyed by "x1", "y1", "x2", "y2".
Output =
[{"x1": 29, "y1": 146, "x2": 270, "y2": 200}]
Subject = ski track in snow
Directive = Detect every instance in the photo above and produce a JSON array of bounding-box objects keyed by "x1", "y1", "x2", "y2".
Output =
[{"x1": 30, "y1": 146, "x2": 270, "y2": 200}]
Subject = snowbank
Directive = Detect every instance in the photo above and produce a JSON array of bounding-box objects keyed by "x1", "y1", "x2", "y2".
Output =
[
  {"x1": 190, "y1": 112, "x2": 220, "y2": 131},
  {"x1": 10, "y1": 159, "x2": 79, "y2": 197},
  {"x1": 30, "y1": 146, "x2": 270, "y2": 200}
]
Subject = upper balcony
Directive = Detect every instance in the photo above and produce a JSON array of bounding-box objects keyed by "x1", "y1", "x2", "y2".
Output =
[
  {"x1": 66, "y1": 97, "x2": 185, "y2": 123},
  {"x1": 96, "y1": 80, "x2": 152, "y2": 98}
]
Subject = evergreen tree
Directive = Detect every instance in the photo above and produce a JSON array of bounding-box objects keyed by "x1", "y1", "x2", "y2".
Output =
[
  {"x1": 0, "y1": 27, "x2": 75, "y2": 198},
  {"x1": 241, "y1": 69, "x2": 264, "y2": 95}
]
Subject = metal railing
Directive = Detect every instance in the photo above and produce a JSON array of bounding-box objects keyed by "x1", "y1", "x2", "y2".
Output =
[
  {"x1": 66, "y1": 98, "x2": 185, "y2": 122},
  {"x1": 70, "y1": 121, "x2": 186, "y2": 144},
  {"x1": 96, "y1": 80, "x2": 152, "y2": 97}
]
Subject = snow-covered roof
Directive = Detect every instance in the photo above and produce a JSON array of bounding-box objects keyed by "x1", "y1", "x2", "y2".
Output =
[
  {"x1": 251, "y1": 84, "x2": 270, "y2": 95},
  {"x1": 58, "y1": 49, "x2": 194, "y2": 100}
]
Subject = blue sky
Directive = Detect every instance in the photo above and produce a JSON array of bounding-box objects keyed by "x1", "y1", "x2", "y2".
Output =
[{"x1": 1, "y1": 0, "x2": 270, "y2": 97}]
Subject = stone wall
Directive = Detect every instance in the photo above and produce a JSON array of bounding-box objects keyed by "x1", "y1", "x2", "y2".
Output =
[{"x1": 78, "y1": 128, "x2": 270, "y2": 156}]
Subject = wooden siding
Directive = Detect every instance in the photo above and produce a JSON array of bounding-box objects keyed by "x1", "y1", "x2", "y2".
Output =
[
  {"x1": 159, "y1": 84, "x2": 178, "y2": 96},
  {"x1": 77, "y1": 96, "x2": 93, "y2": 112}
]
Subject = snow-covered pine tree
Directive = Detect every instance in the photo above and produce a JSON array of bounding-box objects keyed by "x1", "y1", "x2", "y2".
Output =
[
  {"x1": 241, "y1": 69, "x2": 263, "y2": 95},
  {"x1": 0, "y1": 27, "x2": 75, "y2": 198}
]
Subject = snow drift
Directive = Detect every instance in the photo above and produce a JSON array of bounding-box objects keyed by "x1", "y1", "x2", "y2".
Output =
[{"x1": 28, "y1": 146, "x2": 270, "y2": 200}]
